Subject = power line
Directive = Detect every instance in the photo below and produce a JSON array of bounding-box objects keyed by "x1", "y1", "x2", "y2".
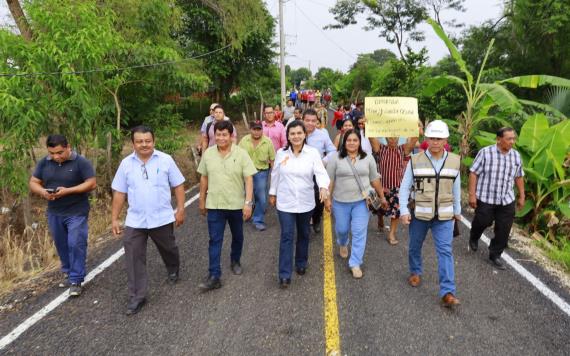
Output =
[
  {"x1": 293, "y1": 3, "x2": 356, "y2": 61},
  {"x1": 0, "y1": 44, "x2": 232, "y2": 78}
]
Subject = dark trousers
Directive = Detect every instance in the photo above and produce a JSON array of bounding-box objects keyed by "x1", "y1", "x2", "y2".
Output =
[
  {"x1": 312, "y1": 177, "x2": 324, "y2": 226},
  {"x1": 207, "y1": 209, "x2": 244, "y2": 278},
  {"x1": 123, "y1": 224, "x2": 180, "y2": 304},
  {"x1": 470, "y1": 200, "x2": 516, "y2": 259},
  {"x1": 278, "y1": 210, "x2": 312, "y2": 279},
  {"x1": 47, "y1": 213, "x2": 89, "y2": 284}
]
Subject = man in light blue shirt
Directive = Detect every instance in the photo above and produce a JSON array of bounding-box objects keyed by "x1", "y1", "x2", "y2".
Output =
[
  {"x1": 399, "y1": 120, "x2": 462, "y2": 308},
  {"x1": 111, "y1": 126, "x2": 186, "y2": 315},
  {"x1": 303, "y1": 108, "x2": 336, "y2": 233}
]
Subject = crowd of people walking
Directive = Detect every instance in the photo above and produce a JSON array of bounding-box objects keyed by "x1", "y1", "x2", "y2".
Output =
[{"x1": 29, "y1": 98, "x2": 525, "y2": 315}]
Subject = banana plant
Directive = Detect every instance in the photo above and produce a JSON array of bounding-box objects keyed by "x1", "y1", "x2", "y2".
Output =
[{"x1": 423, "y1": 18, "x2": 570, "y2": 165}]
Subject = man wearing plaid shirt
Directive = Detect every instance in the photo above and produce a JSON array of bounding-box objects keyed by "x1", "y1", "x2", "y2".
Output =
[{"x1": 468, "y1": 127, "x2": 525, "y2": 270}]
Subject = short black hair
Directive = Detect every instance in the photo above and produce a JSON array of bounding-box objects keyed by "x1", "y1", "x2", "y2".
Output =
[
  {"x1": 214, "y1": 120, "x2": 234, "y2": 135},
  {"x1": 46, "y1": 135, "x2": 68, "y2": 148},
  {"x1": 496, "y1": 127, "x2": 515, "y2": 137},
  {"x1": 131, "y1": 125, "x2": 154, "y2": 142},
  {"x1": 302, "y1": 108, "x2": 318, "y2": 119},
  {"x1": 263, "y1": 105, "x2": 274, "y2": 112},
  {"x1": 294, "y1": 108, "x2": 302, "y2": 114},
  {"x1": 213, "y1": 105, "x2": 224, "y2": 111}
]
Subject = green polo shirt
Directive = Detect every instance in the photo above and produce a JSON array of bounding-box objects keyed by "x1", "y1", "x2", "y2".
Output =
[
  {"x1": 238, "y1": 134, "x2": 276, "y2": 170},
  {"x1": 197, "y1": 144, "x2": 257, "y2": 210}
]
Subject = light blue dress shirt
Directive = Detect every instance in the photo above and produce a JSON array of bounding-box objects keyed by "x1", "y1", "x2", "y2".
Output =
[
  {"x1": 306, "y1": 129, "x2": 336, "y2": 161},
  {"x1": 112, "y1": 150, "x2": 185, "y2": 229},
  {"x1": 399, "y1": 150, "x2": 461, "y2": 217}
]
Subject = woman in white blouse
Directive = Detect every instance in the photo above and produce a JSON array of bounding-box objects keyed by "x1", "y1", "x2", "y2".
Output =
[{"x1": 269, "y1": 120, "x2": 330, "y2": 288}]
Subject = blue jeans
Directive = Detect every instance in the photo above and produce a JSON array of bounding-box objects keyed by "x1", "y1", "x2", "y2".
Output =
[
  {"x1": 277, "y1": 210, "x2": 312, "y2": 279},
  {"x1": 408, "y1": 216, "x2": 456, "y2": 297},
  {"x1": 332, "y1": 199, "x2": 370, "y2": 268},
  {"x1": 252, "y1": 169, "x2": 269, "y2": 225},
  {"x1": 47, "y1": 213, "x2": 89, "y2": 284},
  {"x1": 207, "y1": 209, "x2": 244, "y2": 278}
]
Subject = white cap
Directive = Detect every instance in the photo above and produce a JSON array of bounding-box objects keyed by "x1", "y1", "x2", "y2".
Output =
[{"x1": 424, "y1": 120, "x2": 449, "y2": 138}]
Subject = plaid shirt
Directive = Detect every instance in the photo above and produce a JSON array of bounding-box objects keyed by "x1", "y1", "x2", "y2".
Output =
[{"x1": 470, "y1": 144, "x2": 524, "y2": 205}]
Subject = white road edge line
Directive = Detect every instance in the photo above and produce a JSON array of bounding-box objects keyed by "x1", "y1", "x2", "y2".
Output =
[
  {"x1": 0, "y1": 190, "x2": 200, "y2": 351},
  {"x1": 459, "y1": 215, "x2": 570, "y2": 317},
  {"x1": 2, "y1": 207, "x2": 568, "y2": 350}
]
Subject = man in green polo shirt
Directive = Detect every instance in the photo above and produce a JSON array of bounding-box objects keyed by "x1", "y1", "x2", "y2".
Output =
[
  {"x1": 198, "y1": 120, "x2": 257, "y2": 291},
  {"x1": 239, "y1": 121, "x2": 276, "y2": 231}
]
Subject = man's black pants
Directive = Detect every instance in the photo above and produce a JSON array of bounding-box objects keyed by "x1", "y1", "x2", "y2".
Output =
[{"x1": 469, "y1": 200, "x2": 515, "y2": 259}]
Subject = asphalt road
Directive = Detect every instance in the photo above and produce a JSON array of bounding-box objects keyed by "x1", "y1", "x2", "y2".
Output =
[{"x1": 1, "y1": 184, "x2": 569, "y2": 355}]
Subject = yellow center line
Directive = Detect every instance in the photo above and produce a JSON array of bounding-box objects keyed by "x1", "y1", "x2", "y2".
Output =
[{"x1": 323, "y1": 211, "x2": 341, "y2": 355}]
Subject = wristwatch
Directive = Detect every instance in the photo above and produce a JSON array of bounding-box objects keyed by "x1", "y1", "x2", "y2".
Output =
[{"x1": 245, "y1": 200, "x2": 253, "y2": 207}]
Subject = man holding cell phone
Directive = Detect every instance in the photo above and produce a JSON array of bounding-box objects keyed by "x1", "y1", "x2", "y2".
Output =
[{"x1": 29, "y1": 134, "x2": 97, "y2": 297}]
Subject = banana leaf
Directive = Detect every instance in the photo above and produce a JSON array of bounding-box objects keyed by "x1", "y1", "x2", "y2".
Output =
[
  {"x1": 500, "y1": 75, "x2": 570, "y2": 89},
  {"x1": 423, "y1": 75, "x2": 465, "y2": 96},
  {"x1": 533, "y1": 120, "x2": 570, "y2": 177},
  {"x1": 518, "y1": 113, "x2": 549, "y2": 153},
  {"x1": 519, "y1": 99, "x2": 567, "y2": 121},
  {"x1": 515, "y1": 199, "x2": 534, "y2": 218},
  {"x1": 479, "y1": 83, "x2": 523, "y2": 113},
  {"x1": 427, "y1": 18, "x2": 473, "y2": 87},
  {"x1": 474, "y1": 130, "x2": 496, "y2": 148}
]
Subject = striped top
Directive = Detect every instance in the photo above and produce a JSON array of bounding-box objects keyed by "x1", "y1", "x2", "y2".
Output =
[
  {"x1": 470, "y1": 144, "x2": 524, "y2": 205},
  {"x1": 377, "y1": 145, "x2": 406, "y2": 189}
]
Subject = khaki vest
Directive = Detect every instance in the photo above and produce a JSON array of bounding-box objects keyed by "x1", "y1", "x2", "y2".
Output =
[{"x1": 410, "y1": 152, "x2": 460, "y2": 221}]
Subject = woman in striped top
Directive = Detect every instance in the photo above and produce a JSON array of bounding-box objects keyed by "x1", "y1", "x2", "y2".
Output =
[{"x1": 371, "y1": 136, "x2": 418, "y2": 245}]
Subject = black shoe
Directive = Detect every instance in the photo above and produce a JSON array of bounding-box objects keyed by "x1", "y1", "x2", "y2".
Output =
[
  {"x1": 230, "y1": 261, "x2": 243, "y2": 275},
  {"x1": 279, "y1": 278, "x2": 291, "y2": 289},
  {"x1": 489, "y1": 256, "x2": 506, "y2": 270},
  {"x1": 199, "y1": 276, "x2": 222, "y2": 291},
  {"x1": 168, "y1": 272, "x2": 179, "y2": 284},
  {"x1": 126, "y1": 299, "x2": 146, "y2": 316},
  {"x1": 58, "y1": 273, "x2": 69, "y2": 288},
  {"x1": 69, "y1": 283, "x2": 82, "y2": 297},
  {"x1": 295, "y1": 267, "x2": 306, "y2": 276},
  {"x1": 313, "y1": 224, "x2": 321, "y2": 234},
  {"x1": 469, "y1": 239, "x2": 478, "y2": 252}
]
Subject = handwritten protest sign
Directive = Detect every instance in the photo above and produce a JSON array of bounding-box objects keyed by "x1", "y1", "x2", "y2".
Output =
[{"x1": 364, "y1": 97, "x2": 419, "y2": 138}]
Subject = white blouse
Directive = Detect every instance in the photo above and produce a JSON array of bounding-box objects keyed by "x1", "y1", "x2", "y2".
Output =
[{"x1": 269, "y1": 145, "x2": 330, "y2": 213}]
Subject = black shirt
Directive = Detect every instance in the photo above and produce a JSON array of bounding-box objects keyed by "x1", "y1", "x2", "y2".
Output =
[{"x1": 32, "y1": 152, "x2": 95, "y2": 216}]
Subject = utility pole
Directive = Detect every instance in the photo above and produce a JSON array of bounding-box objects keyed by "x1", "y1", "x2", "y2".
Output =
[{"x1": 279, "y1": 0, "x2": 286, "y2": 109}]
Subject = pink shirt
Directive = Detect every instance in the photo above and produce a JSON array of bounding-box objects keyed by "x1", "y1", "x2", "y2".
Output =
[{"x1": 262, "y1": 120, "x2": 287, "y2": 151}]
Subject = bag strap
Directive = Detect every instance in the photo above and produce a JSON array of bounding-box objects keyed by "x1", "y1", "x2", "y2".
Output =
[{"x1": 346, "y1": 157, "x2": 368, "y2": 199}]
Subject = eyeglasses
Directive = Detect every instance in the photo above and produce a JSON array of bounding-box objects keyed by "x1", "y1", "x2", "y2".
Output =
[
  {"x1": 141, "y1": 164, "x2": 148, "y2": 180},
  {"x1": 264, "y1": 112, "x2": 275, "y2": 115}
]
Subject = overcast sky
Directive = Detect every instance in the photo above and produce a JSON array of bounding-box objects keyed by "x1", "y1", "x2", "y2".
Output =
[
  {"x1": 266, "y1": 0, "x2": 504, "y2": 72},
  {"x1": 1, "y1": 0, "x2": 503, "y2": 73}
]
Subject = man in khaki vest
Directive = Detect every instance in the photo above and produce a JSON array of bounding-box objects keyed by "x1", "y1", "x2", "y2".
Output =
[{"x1": 399, "y1": 120, "x2": 462, "y2": 308}]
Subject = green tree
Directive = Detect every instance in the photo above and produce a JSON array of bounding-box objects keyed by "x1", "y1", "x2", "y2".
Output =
[
  {"x1": 290, "y1": 67, "x2": 312, "y2": 88},
  {"x1": 327, "y1": 0, "x2": 426, "y2": 62},
  {"x1": 176, "y1": 0, "x2": 276, "y2": 102},
  {"x1": 313, "y1": 67, "x2": 345, "y2": 91}
]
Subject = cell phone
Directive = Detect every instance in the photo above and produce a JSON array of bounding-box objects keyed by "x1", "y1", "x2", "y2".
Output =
[{"x1": 45, "y1": 188, "x2": 57, "y2": 194}]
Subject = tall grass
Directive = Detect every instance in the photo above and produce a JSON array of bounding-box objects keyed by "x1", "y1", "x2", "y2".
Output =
[{"x1": 0, "y1": 226, "x2": 58, "y2": 294}]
